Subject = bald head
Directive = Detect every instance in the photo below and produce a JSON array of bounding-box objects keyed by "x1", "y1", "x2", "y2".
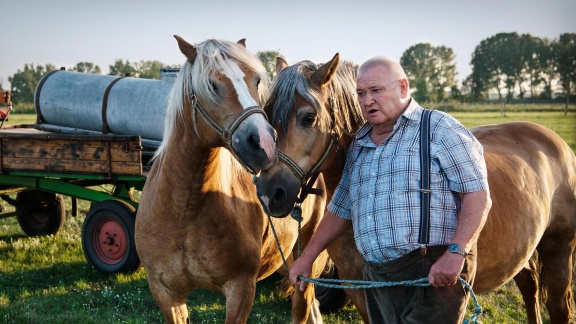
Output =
[{"x1": 358, "y1": 56, "x2": 407, "y2": 81}]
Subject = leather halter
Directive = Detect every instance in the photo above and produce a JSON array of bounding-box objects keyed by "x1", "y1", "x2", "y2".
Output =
[
  {"x1": 277, "y1": 133, "x2": 337, "y2": 205},
  {"x1": 276, "y1": 98, "x2": 351, "y2": 210},
  {"x1": 191, "y1": 94, "x2": 268, "y2": 174}
]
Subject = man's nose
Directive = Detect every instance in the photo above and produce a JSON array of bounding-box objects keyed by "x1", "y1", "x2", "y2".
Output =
[{"x1": 362, "y1": 92, "x2": 375, "y2": 105}]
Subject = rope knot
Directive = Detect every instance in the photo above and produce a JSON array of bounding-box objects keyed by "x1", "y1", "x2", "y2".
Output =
[{"x1": 291, "y1": 205, "x2": 303, "y2": 222}]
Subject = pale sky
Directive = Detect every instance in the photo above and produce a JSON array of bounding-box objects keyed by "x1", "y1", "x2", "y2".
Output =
[{"x1": 1, "y1": 0, "x2": 574, "y2": 87}]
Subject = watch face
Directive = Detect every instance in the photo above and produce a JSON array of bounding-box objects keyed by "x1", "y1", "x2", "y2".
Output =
[{"x1": 448, "y1": 244, "x2": 466, "y2": 256}]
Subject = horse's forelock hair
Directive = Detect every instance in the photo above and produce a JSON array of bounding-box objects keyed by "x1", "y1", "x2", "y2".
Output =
[
  {"x1": 153, "y1": 39, "x2": 270, "y2": 160},
  {"x1": 269, "y1": 61, "x2": 328, "y2": 135},
  {"x1": 269, "y1": 60, "x2": 363, "y2": 137},
  {"x1": 190, "y1": 39, "x2": 270, "y2": 104}
]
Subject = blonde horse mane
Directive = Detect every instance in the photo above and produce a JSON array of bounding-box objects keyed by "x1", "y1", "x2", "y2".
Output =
[{"x1": 154, "y1": 39, "x2": 270, "y2": 160}]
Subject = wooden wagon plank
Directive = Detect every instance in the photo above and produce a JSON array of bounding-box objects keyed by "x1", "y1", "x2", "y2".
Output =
[
  {"x1": 1, "y1": 157, "x2": 142, "y2": 175},
  {"x1": 0, "y1": 138, "x2": 141, "y2": 163}
]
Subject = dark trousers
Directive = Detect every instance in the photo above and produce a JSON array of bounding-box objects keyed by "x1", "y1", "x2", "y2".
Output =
[{"x1": 363, "y1": 245, "x2": 477, "y2": 324}]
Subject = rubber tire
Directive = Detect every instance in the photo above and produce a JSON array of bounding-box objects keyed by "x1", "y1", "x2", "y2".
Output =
[
  {"x1": 16, "y1": 190, "x2": 66, "y2": 236},
  {"x1": 82, "y1": 200, "x2": 142, "y2": 274},
  {"x1": 315, "y1": 266, "x2": 350, "y2": 314}
]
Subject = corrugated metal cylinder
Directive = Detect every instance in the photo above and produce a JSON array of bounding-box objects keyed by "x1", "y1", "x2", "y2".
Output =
[{"x1": 34, "y1": 70, "x2": 174, "y2": 141}]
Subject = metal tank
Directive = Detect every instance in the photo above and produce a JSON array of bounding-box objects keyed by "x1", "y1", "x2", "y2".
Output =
[{"x1": 34, "y1": 69, "x2": 177, "y2": 141}]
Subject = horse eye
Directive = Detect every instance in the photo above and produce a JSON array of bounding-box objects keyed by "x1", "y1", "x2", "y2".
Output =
[
  {"x1": 256, "y1": 78, "x2": 261, "y2": 87},
  {"x1": 209, "y1": 81, "x2": 218, "y2": 92},
  {"x1": 302, "y1": 113, "x2": 317, "y2": 128}
]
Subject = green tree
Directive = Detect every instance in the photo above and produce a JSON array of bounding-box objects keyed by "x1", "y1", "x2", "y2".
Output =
[
  {"x1": 70, "y1": 62, "x2": 101, "y2": 74},
  {"x1": 557, "y1": 33, "x2": 576, "y2": 114},
  {"x1": 256, "y1": 51, "x2": 283, "y2": 81},
  {"x1": 108, "y1": 59, "x2": 136, "y2": 77},
  {"x1": 400, "y1": 43, "x2": 457, "y2": 103},
  {"x1": 469, "y1": 32, "x2": 526, "y2": 102},
  {"x1": 134, "y1": 60, "x2": 166, "y2": 79},
  {"x1": 532, "y1": 37, "x2": 558, "y2": 99},
  {"x1": 8, "y1": 63, "x2": 56, "y2": 104}
]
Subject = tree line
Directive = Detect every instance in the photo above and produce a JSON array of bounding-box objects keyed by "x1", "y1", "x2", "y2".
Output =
[{"x1": 2, "y1": 32, "x2": 574, "y2": 106}]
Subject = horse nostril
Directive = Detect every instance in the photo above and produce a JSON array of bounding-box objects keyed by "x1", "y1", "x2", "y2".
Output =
[
  {"x1": 248, "y1": 133, "x2": 259, "y2": 150},
  {"x1": 272, "y1": 186, "x2": 287, "y2": 205}
]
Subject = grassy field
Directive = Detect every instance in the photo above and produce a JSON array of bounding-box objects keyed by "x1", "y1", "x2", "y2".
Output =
[{"x1": 0, "y1": 110, "x2": 575, "y2": 323}]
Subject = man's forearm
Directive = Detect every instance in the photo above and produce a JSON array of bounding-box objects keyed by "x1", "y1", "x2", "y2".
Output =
[
  {"x1": 453, "y1": 188, "x2": 492, "y2": 252},
  {"x1": 301, "y1": 210, "x2": 352, "y2": 259}
]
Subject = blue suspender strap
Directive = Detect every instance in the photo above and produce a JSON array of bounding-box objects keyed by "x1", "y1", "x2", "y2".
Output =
[{"x1": 418, "y1": 109, "x2": 432, "y2": 254}]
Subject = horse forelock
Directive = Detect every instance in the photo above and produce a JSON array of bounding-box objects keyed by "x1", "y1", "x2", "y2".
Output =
[
  {"x1": 268, "y1": 60, "x2": 363, "y2": 138},
  {"x1": 268, "y1": 61, "x2": 327, "y2": 135},
  {"x1": 154, "y1": 39, "x2": 270, "y2": 159}
]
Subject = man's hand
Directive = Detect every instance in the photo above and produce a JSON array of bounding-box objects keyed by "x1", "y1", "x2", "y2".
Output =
[
  {"x1": 428, "y1": 252, "x2": 465, "y2": 287},
  {"x1": 289, "y1": 254, "x2": 314, "y2": 292}
]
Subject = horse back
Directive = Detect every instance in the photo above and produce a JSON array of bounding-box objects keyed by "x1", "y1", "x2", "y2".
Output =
[{"x1": 472, "y1": 121, "x2": 576, "y2": 192}]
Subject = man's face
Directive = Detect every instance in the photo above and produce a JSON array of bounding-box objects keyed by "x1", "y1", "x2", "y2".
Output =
[{"x1": 356, "y1": 65, "x2": 407, "y2": 129}]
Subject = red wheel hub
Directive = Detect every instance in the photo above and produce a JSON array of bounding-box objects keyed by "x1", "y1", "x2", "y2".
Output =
[{"x1": 93, "y1": 217, "x2": 127, "y2": 265}]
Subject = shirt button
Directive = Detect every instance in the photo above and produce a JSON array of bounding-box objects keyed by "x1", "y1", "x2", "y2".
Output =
[{"x1": 371, "y1": 172, "x2": 376, "y2": 176}]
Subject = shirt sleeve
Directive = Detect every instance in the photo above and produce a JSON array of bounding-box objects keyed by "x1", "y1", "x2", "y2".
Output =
[
  {"x1": 327, "y1": 142, "x2": 355, "y2": 220},
  {"x1": 434, "y1": 114, "x2": 488, "y2": 193}
]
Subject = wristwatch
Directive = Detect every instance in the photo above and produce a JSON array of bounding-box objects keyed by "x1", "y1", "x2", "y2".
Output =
[{"x1": 448, "y1": 243, "x2": 468, "y2": 257}]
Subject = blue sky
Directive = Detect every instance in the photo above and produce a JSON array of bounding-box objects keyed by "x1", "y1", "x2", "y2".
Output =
[{"x1": 1, "y1": 0, "x2": 574, "y2": 87}]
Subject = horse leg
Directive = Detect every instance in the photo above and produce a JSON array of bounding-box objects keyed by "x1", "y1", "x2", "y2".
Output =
[
  {"x1": 222, "y1": 279, "x2": 257, "y2": 324},
  {"x1": 290, "y1": 251, "x2": 329, "y2": 324},
  {"x1": 513, "y1": 258, "x2": 542, "y2": 324},
  {"x1": 147, "y1": 275, "x2": 190, "y2": 324},
  {"x1": 538, "y1": 240, "x2": 575, "y2": 324},
  {"x1": 291, "y1": 284, "x2": 323, "y2": 324}
]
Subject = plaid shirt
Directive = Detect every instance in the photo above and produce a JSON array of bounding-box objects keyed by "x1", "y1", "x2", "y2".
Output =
[{"x1": 328, "y1": 100, "x2": 488, "y2": 263}]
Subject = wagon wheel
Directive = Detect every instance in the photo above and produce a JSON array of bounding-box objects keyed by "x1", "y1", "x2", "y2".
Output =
[
  {"x1": 16, "y1": 190, "x2": 66, "y2": 236},
  {"x1": 82, "y1": 200, "x2": 141, "y2": 274},
  {"x1": 315, "y1": 265, "x2": 350, "y2": 314}
]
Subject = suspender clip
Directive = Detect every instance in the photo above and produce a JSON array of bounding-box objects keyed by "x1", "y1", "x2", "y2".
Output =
[{"x1": 420, "y1": 244, "x2": 428, "y2": 255}]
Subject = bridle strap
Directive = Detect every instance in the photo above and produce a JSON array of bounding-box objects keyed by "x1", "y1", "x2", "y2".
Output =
[
  {"x1": 191, "y1": 94, "x2": 268, "y2": 174},
  {"x1": 277, "y1": 132, "x2": 337, "y2": 206}
]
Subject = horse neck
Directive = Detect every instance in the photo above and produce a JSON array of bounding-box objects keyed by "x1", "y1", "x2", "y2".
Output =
[
  {"x1": 158, "y1": 115, "x2": 233, "y2": 199},
  {"x1": 322, "y1": 134, "x2": 354, "y2": 198},
  {"x1": 323, "y1": 105, "x2": 361, "y2": 196}
]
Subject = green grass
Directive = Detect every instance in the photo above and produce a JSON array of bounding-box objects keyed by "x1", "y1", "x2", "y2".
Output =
[
  {"x1": 1, "y1": 110, "x2": 575, "y2": 323},
  {"x1": 0, "y1": 200, "x2": 360, "y2": 323}
]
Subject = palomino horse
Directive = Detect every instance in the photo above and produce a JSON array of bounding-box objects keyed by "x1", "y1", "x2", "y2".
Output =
[
  {"x1": 135, "y1": 36, "x2": 329, "y2": 324},
  {"x1": 255, "y1": 53, "x2": 576, "y2": 324}
]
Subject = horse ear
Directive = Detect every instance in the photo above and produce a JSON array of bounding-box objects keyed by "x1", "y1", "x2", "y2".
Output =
[
  {"x1": 237, "y1": 38, "x2": 247, "y2": 48},
  {"x1": 276, "y1": 57, "x2": 289, "y2": 75},
  {"x1": 311, "y1": 53, "x2": 340, "y2": 88},
  {"x1": 174, "y1": 35, "x2": 197, "y2": 64}
]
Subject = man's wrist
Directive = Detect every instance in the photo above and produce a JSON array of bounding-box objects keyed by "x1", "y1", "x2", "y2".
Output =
[{"x1": 447, "y1": 243, "x2": 468, "y2": 257}]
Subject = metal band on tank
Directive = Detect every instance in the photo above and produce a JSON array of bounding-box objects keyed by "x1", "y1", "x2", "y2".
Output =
[
  {"x1": 102, "y1": 76, "x2": 127, "y2": 133},
  {"x1": 34, "y1": 70, "x2": 62, "y2": 124}
]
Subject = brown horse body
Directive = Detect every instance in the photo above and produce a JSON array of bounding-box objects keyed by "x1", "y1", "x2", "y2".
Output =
[
  {"x1": 256, "y1": 54, "x2": 576, "y2": 323},
  {"x1": 135, "y1": 37, "x2": 328, "y2": 324}
]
